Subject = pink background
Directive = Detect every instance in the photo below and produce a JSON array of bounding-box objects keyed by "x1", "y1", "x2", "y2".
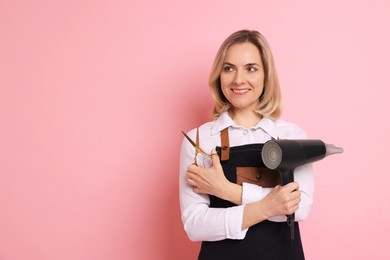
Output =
[{"x1": 1, "y1": 0, "x2": 389, "y2": 259}]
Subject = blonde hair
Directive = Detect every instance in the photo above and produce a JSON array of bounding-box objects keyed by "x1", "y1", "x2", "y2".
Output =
[{"x1": 209, "y1": 30, "x2": 282, "y2": 119}]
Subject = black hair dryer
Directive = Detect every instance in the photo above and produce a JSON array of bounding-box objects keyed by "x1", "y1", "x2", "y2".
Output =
[{"x1": 261, "y1": 139, "x2": 343, "y2": 239}]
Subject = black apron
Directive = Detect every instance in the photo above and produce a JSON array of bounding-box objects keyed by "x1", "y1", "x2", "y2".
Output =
[{"x1": 198, "y1": 143, "x2": 305, "y2": 260}]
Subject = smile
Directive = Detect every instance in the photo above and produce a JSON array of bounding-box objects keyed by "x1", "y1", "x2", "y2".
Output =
[{"x1": 232, "y1": 89, "x2": 250, "y2": 94}]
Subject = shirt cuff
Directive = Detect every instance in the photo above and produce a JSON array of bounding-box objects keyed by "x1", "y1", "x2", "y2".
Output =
[
  {"x1": 225, "y1": 205, "x2": 248, "y2": 240},
  {"x1": 242, "y1": 182, "x2": 269, "y2": 204}
]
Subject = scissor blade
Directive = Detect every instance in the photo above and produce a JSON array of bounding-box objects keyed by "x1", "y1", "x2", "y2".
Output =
[
  {"x1": 181, "y1": 131, "x2": 198, "y2": 148},
  {"x1": 182, "y1": 130, "x2": 210, "y2": 157}
]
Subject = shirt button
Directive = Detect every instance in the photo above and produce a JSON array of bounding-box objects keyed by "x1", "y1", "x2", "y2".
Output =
[{"x1": 243, "y1": 129, "x2": 249, "y2": 135}]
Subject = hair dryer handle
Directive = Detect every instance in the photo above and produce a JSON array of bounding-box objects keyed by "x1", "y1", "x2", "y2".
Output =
[
  {"x1": 279, "y1": 169, "x2": 294, "y2": 186},
  {"x1": 279, "y1": 169, "x2": 295, "y2": 239}
]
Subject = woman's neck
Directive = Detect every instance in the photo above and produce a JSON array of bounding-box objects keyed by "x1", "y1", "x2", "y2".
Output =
[{"x1": 228, "y1": 109, "x2": 262, "y2": 128}]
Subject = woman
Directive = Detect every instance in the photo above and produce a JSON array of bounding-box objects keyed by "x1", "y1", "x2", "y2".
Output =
[{"x1": 179, "y1": 30, "x2": 314, "y2": 260}]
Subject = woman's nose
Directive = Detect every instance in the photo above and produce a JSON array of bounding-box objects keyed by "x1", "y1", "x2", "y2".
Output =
[{"x1": 233, "y1": 70, "x2": 245, "y2": 85}]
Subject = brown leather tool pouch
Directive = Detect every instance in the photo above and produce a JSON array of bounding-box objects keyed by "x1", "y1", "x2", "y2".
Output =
[{"x1": 236, "y1": 167, "x2": 280, "y2": 188}]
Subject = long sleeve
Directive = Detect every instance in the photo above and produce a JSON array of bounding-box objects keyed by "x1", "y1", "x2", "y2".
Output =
[{"x1": 179, "y1": 135, "x2": 248, "y2": 242}]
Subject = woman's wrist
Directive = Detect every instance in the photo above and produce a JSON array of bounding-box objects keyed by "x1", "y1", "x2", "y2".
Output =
[
  {"x1": 242, "y1": 200, "x2": 269, "y2": 230},
  {"x1": 217, "y1": 182, "x2": 243, "y2": 205}
]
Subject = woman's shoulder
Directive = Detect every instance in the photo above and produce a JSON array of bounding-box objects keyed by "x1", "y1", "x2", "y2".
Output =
[
  {"x1": 184, "y1": 119, "x2": 216, "y2": 139},
  {"x1": 269, "y1": 118, "x2": 308, "y2": 139}
]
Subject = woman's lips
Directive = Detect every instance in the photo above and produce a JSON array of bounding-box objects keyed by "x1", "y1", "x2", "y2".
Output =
[{"x1": 232, "y1": 88, "x2": 250, "y2": 94}]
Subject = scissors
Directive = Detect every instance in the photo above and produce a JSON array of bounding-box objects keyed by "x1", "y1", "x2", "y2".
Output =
[{"x1": 181, "y1": 128, "x2": 211, "y2": 165}]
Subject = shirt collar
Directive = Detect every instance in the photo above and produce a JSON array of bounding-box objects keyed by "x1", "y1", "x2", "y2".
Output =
[{"x1": 211, "y1": 111, "x2": 279, "y2": 139}]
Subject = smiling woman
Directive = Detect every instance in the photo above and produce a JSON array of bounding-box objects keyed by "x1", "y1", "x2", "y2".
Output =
[
  {"x1": 179, "y1": 30, "x2": 314, "y2": 260},
  {"x1": 220, "y1": 42, "x2": 265, "y2": 128},
  {"x1": 209, "y1": 30, "x2": 281, "y2": 123}
]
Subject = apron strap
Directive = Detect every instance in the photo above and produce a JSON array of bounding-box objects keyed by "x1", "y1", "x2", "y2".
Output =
[{"x1": 220, "y1": 128, "x2": 230, "y2": 161}]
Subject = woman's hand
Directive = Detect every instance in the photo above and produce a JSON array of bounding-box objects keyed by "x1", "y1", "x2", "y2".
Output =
[
  {"x1": 241, "y1": 182, "x2": 301, "y2": 230},
  {"x1": 260, "y1": 182, "x2": 301, "y2": 218},
  {"x1": 186, "y1": 150, "x2": 242, "y2": 205}
]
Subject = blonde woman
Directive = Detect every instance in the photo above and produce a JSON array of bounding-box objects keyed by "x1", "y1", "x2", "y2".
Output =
[{"x1": 180, "y1": 30, "x2": 314, "y2": 260}]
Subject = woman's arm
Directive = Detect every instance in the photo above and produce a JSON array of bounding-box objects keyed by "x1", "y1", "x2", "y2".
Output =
[
  {"x1": 179, "y1": 137, "x2": 248, "y2": 241},
  {"x1": 186, "y1": 152, "x2": 243, "y2": 205},
  {"x1": 180, "y1": 136, "x2": 303, "y2": 241},
  {"x1": 240, "y1": 164, "x2": 313, "y2": 222},
  {"x1": 185, "y1": 150, "x2": 303, "y2": 230},
  {"x1": 241, "y1": 182, "x2": 301, "y2": 229}
]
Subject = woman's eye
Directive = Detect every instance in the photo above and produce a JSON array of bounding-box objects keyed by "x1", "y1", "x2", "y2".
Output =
[
  {"x1": 247, "y1": 67, "x2": 257, "y2": 72},
  {"x1": 223, "y1": 66, "x2": 233, "y2": 72}
]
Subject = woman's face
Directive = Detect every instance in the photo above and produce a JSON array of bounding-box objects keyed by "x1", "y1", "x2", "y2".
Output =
[{"x1": 220, "y1": 42, "x2": 265, "y2": 113}]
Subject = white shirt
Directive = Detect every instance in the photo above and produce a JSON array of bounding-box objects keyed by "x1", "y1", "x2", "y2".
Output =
[{"x1": 179, "y1": 111, "x2": 314, "y2": 242}]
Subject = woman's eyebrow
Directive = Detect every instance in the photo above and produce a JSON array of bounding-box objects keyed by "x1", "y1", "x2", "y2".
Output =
[
  {"x1": 223, "y1": 62, "x2": 235, "y2": 66},
  {"x1": 246, "y1": 63, "x2": 261, "y2": 66},
  {"x1": 223, "y1": 62, "x2": 260, "y2": 66}
]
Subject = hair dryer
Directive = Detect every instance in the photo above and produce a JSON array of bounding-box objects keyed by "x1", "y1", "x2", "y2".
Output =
[{"x1": 261, "y1": 139, "x2": 343, "y2": 239}]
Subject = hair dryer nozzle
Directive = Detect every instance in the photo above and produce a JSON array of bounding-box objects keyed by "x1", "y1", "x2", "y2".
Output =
[{"x1": 325, "y1": 144, "x2": 344, "y2": 157}]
